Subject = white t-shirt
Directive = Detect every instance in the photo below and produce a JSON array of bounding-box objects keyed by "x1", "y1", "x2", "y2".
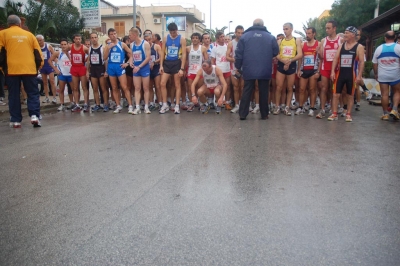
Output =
[
  {"x1": 372, "y1": 43, "x2": 400, "y2": 82},
  {"x1": 211, "y1": 43, "x2": 230, "y2": 73}
]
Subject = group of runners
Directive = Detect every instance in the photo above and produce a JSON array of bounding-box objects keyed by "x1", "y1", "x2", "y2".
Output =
[{"x1": 36, "y1": 20, "x2": 400, "y2": 122}]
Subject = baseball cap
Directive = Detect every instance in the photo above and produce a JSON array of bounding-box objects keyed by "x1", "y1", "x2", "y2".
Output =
[{"x1": 345, "y1": 26, "x2": 358, "y2": 35}]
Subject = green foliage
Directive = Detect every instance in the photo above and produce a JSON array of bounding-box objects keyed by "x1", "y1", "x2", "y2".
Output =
[
  {"x1": 363, "y1": 61, "x2": 373, "y2": 78},
  {"x1": 24, "y1": 0, "x2": 84, "y2": 42},
  {"x1": 186, "y1": 38, "x2": 191, "y2": 46},
  {"x1": 203, "y1": 26, "x2": 228, "y2": 42},
  {"x1": 0, "y1": 0, "x2": 25, "y2": 28}
]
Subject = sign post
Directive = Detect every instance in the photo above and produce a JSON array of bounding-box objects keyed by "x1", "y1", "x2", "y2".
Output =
[{"x1": 81, "y1": 0, "x2": 101, "y2": 28}]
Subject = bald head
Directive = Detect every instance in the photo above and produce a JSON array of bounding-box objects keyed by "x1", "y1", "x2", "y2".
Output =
[
  {"x1": 385, "y1": 30, "x2": 396, "y2": 40},
  {"x1": 7, "y1": 15, "x2": 21, "y2": 26},
  {"x1": 253, "y1": 18, "x2": 264, "y2": 27}
]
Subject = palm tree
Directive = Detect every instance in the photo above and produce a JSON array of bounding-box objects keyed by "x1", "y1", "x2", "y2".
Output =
[
  {"x1": 0, "y1": 0, "x2": 25, "y2": 29},
  {"x1": 203, "y1": 26, "x2": 228, "y2": 42}
]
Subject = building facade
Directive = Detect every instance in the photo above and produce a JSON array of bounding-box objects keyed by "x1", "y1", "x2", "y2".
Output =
[{"x1": 98, "y1": 3, "x2": 206, "y2": 40}]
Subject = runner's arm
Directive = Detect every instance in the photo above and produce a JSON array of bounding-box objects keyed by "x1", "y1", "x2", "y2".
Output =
[
  {"x1": 49, "y1": 51, "x2": 60, "y2": 74},
  {"x1": 180, "y1": 36, "x2": 187, "y2": 70},
  {"x1": 216, "y1": 67, "x2": 227, "y2": 104},
  {"x1": 202, "y1": 46, "x2": 209, "y2": 61},
  {"x1": 226, "y1": 42, "x2": 234, "y2": 62},
  {"x1": 159, "y1": 37, "x2": 167, "y2": 71},
  {"x1": 291, "y1": 38, "x2": 303, "y2": 62},
  {"x1": 356, "y1": 45, "x2": 365, "y2": 81},
  {"x1": 191, "y1": 69, "x2": 202, "y2": 96},
  {"x1": 330, "y1": 43, "x2": 342, "y2": 80}
]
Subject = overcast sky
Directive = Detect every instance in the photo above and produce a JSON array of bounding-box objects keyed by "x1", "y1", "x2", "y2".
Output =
[{"x1": 115, "y1": 0, "x2": 335, "y2": 37}]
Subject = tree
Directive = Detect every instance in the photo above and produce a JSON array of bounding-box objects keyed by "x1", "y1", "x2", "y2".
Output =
[
  {"x1": 0, "y1": 0, "x2": 25, "y2": 29},
  {"x1": 203, "y1": 26, "x2": 228, "y2": 42},
  {"x1": 24, "y1": 0, "x2": 84, "y2": 42}
]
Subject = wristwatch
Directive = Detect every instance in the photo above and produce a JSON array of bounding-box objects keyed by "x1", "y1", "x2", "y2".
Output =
[{"x1": 180, "y1": 68, "x2": 184, "y2": 71}]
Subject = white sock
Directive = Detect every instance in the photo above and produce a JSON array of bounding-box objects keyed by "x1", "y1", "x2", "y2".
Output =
[
  {"x1": 150, "y1": 102, "x2": 154, "y2": 105},
  {"x1": 163, "y1": 102, "x2": 168, "y2": 107},
  {"x1": 136, "y1": 105, "x2": 140, "y2": 109},
  {"x1": 145, "y1": 104, "x2": 148, "y2": 109},
  {"x1": 256, "y1": 104, "x2": 259, "y2": 108},
  {"x1": 208, "y1": 97, "x2": 213, "y2": 104}
]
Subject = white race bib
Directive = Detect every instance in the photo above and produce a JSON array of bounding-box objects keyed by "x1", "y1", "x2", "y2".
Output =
[
  {"x1": 63, "y1": 60, "x2": 71, "y2": 67},
  {"x1": 151, "y1": 55, "x2": 155, "y2": 63},
  {"x1": 282, "y1": 46, "x2": 294, "y2": 58},
  {"x1": 72, "y1": 54, "x2": 82, "y2": 64},
  {"x1": 341, "y1": 54, "x2": 353, "y2": 68},
  {"x1": 110, "y1": 53, "x2": 121, "y2": 63},
  {"x1": 91, "y1": 54, "x2": 100, "y2": 64},
  {"x1": 325, "y1": 49, "x2": 337, "y2": 62},
  {"x1": 42, "y1": 52, "x2": 47, "y2": 60},
  {"x1": 133, "y1": 51, "x2": 142, "y2": 62}
]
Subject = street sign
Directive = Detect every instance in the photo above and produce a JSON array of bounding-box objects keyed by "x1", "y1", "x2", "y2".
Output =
[{"x1": 81, "y1": 0, "x2": 100, "y2": 28}]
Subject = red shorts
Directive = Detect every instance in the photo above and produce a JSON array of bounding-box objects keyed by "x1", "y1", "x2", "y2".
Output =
[
  {"x1": 320, "y1": 70, "x2": 331, "y2": 79},
  {"x1": 208, "y1": 86, "x2": 216, "y2": 94},
  {"x1": 187, "y1": 73, "x2": 196, "y2": 80},
  {"x1": 70, "y1": 65, "x2": 87, "y2": 77},
  {"x1": 223, "y1": 72, "x2": 231, "y2": 79}
]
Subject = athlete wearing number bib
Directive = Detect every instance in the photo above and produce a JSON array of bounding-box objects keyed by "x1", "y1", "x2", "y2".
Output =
[
  {"x1": 40, "y1": 43, "x2": 54, "y2": 75},
  {"x1": 333, "y1": 43, "x2": 359, "y2": 95},
  {"x1": 89, "y1": 45, "x2": 105, "y2": 78},
  {"x1": 70, "y1": 44, "x2": 87, "y2": 77},
  {"x1": 321, "y1": 35, "x2": 341, "y2": 78},
  {"x1": 150, "y1": 43, "x2": 160, "y2": 79},
  {"x1": 107, "y1": 41, "x2": 126, "y2": 77},
  {"x1": 57, "y1": 51, "x2": 72, "y2": 83},
  {"x1": 277, "y1": 37, "x2": 297, "y2": 75},
  {"x1": 202, "y1": 65, "x2": 220, "y2": 94},
  {"x1": 163, "y1": 34, "x2": 182, "y2": 74},
  {"x1": 301, "y1": 40, "x2": 319, "y2": 78},
  {"x1": 187, "y1": 45, "x2": 203, "y2": 80},
  {"x1": 211, "y1": 43, "x2": 231, "y2": 78},
  {"x1": 132, "y1": 39, "x2": 150, "y2": 77}
]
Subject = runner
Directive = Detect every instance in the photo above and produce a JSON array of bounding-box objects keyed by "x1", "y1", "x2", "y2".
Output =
[
  {"x1": 48, "y1": 39, "x2": 71, "y2": 111},
  {"x1": 186, "y1": 32, "x2": 208, "y2": 112},
  {"x1": 297, "y1": 27, "x2": 319, "y2": 116},
  {"x1": 103, "y1": 28, "x2": 134, "y2": 114},
  {"x1": 372, "y1": 30, "x2": 400, "y2": 121},
  {"x1": 317, "y1": 20, "x2": 342, "y2": 119},
  {"x1": 86, "y1": 32, "x2": 109, "y2": 112},
  {"x1": 202, "y1": 33, "x2": 214, "y2": 57},
  {"x1": 122, "y1": 35, "x2": 133, "y2": 107},
  {"x1": 211, "y1": 31, "x2": 232, "y2": 110},
  {"x1": 273, "y1": 22, "x2": 303, "y2": 116},
  {"x1": 69, "y1": 33, "x2": 89, "y2": 112},
  {"x1": 36, "y1": 35, "x2": 57, "y2": 104},
  {"x1": 190, "y1": 59, "x2": 227, "y2": 114},
  {"x1": 329, "y1": 26, "x2": 364, "y2": 122},
  {"x1": 227, "y1": 25, "x2": 245, "y2": 113},
  {"x1": 129, "y1": 27, "x2": 151, "y2": 114},
  {"x1": 144, "y1": 30, "x2": 161, "y2": 111},
  {"x1": 354, "y1": 30, "x2": 370, "y2": 111},
  {"x1": 159, "y1": 22, "x2": 187, "y2": 114}
]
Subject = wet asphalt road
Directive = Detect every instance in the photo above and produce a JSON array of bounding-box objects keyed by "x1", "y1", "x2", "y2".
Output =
[{"x1": 1, "y1": 103, "x2": 399, "y2": 265}]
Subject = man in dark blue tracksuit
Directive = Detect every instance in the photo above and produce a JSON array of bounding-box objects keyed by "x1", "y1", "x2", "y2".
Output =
[{"x1": 235, "y1": 18, "x2": 279, "y2": 120}]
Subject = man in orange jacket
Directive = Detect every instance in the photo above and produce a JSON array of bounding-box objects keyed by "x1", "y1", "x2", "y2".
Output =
[{"x1": 0, "y1": 15, "x2": 43, "y2": 128}]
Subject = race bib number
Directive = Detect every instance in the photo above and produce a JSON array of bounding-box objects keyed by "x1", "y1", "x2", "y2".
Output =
[
  {"x1": 325, "y1": 49, "x2": 337, "y2": 62},
  {"x1": 341, "y1": 54, "x2": 353, "y2": 67},
  {"x1": 304, "y1": 55, "x2": 315, "y2": 67},
  {"x1": 72, "y1": 54, "x2": 82, "y2": 64},
  {"x1": 219, "y1": 56, "x2": 227, "y2": 62},
  {"x1": 133, "y1": 51, "x2": 142, "y2": 62},
  {"x1": 282, "y1": 46, "x2": 294, "y2": 58},
  {"x1": 205, "y1": 78, "x2": 216, "y2": 85},
  {"x1": 110, "y1": 53, "x2": 121, "y2": 63},
  {"x1": 91, "y1": 54, "x2": 100, "y2": 64},
  {"x1": 190, "y1": 64, "x2": 199, "y2": 71},
  {"x1": 63, "y1": 60, "x2": 71, "y2": 67},
  {"x1": 42, "y1": 52, "x2": 47, "y2": 60},
  {"x1": 151, "y1": 55, "x2": 155, "y2": 63},
  {"x1": 168, "y1": 46, "x2": 178, "y2": 58}
]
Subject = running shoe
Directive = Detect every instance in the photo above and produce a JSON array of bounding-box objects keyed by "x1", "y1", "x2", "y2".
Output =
[
  {"x1": 57, "y1": 104, "x2": 65, "y2": 112},
  {"x1": 355, "y1": 104, "x2": 361, "y2": 111},
  {"x1": 224, "y1": 101, "x2": 232, "y2": 110},
  {"x1": 327, "y1": 114, "x2": 338, "y2": 121},
  {"x1": 200, "y1": 104, "x2": 210, "y2": 114},
  {"x1": 174, "y1": 105, "x2": 180, "y2": 114},
  {"x1": 316, "y1": 110, "x2": 325, "y2": 119},
  {"x1": 209, "y1": 102, "x2": 215, "y2": 109},
  {"x1": 67, "y1": 102, "x2": 75, "y2": 110},
  {"x1": 340, "y1": 109, "x2": 347, "y2": 117},
  {"x1": 273, "y1": 106, "x2": 280, "y2": 115},
  {"x1": 31, "y1": 115, "x2": 41, "y2": 127},
  {"x1": 9, "y1": 122, "x2": 21, "y2": 128},
  {"x1": 0, "y1": 97, "x2": 6, "y2": 106},
  {"x1": 284, "y1": 106, "x2": 292, "y2": 116},
  {"x1": 71, "y1": 105, "x2": 82, "y2": 112},
  {"x1": 295, "y1": 107, "x2": 302, "y2": 115},
  {"x1": 159, "y1": 105, "x2": 169, "y2": 114},
  {"x1": 181, "y1": 102, "x2": 188, "y2": 110},
  {"x1": 390, "y1": 110, "x2": 400, "y2": 121},
  {"x1": 149, "y1": 104, "x2": 156, "y2": 111},
  {"x1": 128, "y1": 105, "x2": 134, "y2": 114},
  {"x1": 144, "y1": 108, "x2": 151, "y2": 114},
  {"x1": 133, "y1": 107, "x2": 141, "y2": 115},
  {"x1": 83, "y1": 104, "x2": 89, "y2": 112},
  {"x1": 252, "y1": 106, "x2": 260, "y2": 114},
  {"x1": 381, "y1": 114, "x2": 389, "y2": 121},
  {"x1": 231, "y1": 105, "x2": 240, "y2": 113},
  {"x1": 308, "y1": 109, "x2": 314, "y2": 117},
  {"x1": 103, "y1": 105, "x2": 110, "y2": 112},
  {"x1": 42, "y1": 97, "x2": 50, "y2": 103},
  {"x1": 215, "y1": 106, "x2": 221, "y2": 114},
  {"x1": 52, "y1": 97, "x2": 57, "y2": 104},
  {"x1": 91, "y1": 105, "x2": 101, "y2": 112},
  {"x1": 113, "y1": 105, "x2": 123, "y2": 114},
  {"x1": 346, "y1": 114, "x2": 353, "y2": 122}
]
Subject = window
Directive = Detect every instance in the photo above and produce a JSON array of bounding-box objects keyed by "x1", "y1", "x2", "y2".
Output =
[
  {"x1": 391, "y1": 22, "x2": 400, "y2": 31},
  {"x1": 114, "y1": 21, "x2": 125, "y2": 37}
]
